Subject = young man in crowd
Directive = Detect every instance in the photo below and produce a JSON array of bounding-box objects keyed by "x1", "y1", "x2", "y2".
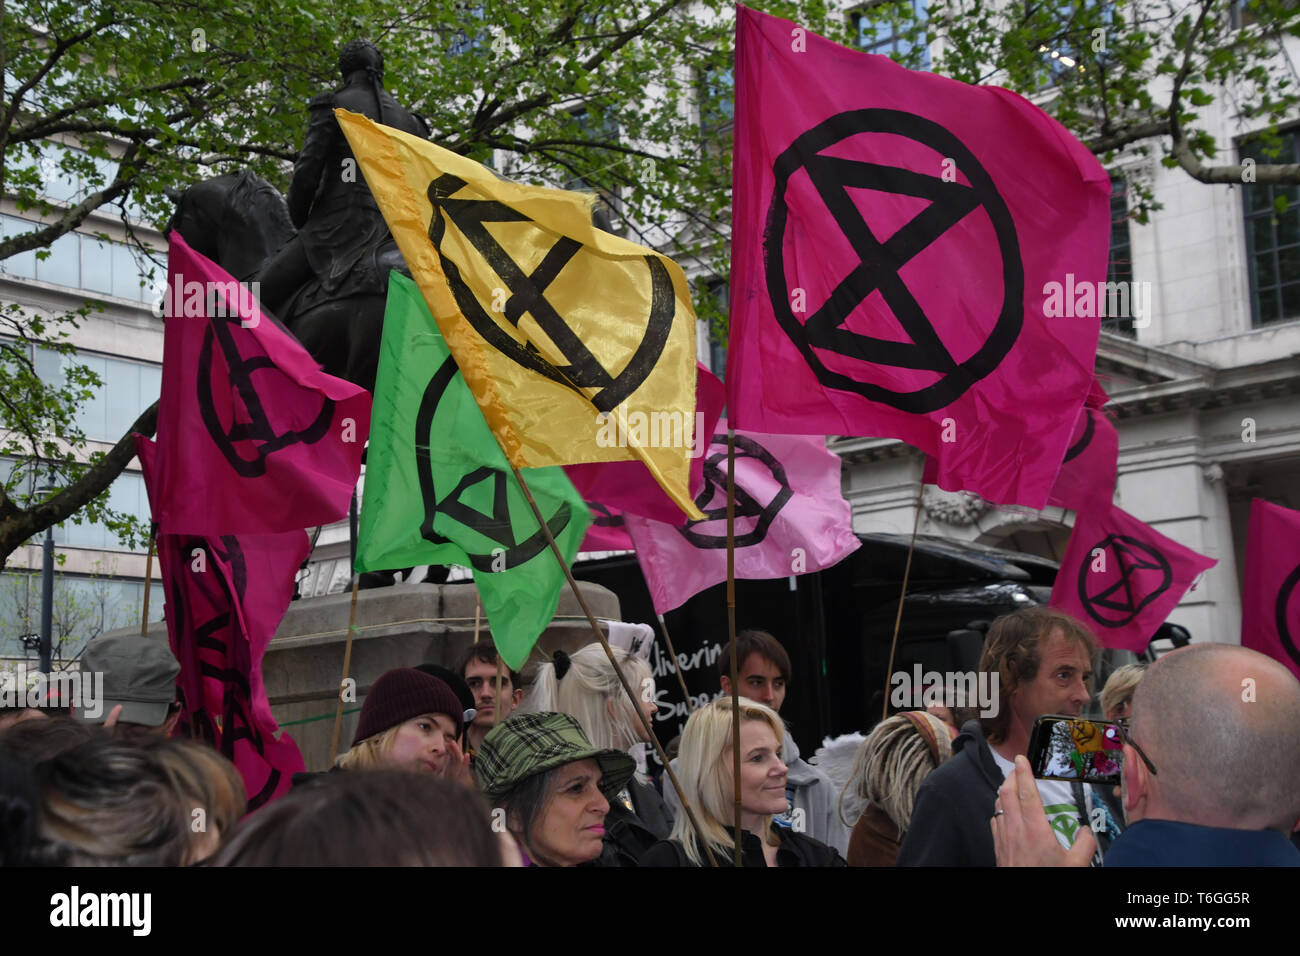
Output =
[
  {"x1": 897, "y1": 606, "x2": 1105, "y2": 866},
  {"x1": 456, "y1": 640, "x2": 524, "y2": 762},
  {"x1": 994, "y1": 642, "x2": 1300, "y2": 866},
  {"x1": 664, "y1": 628, "x2": 850, "y2": 854}
]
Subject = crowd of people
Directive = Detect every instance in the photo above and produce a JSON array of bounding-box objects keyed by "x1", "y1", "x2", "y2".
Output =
[{"x1": 2, "y1": 607, "x2": 1299, "y2": 867}]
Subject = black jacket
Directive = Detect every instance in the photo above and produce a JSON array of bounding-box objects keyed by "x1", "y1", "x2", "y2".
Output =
[
  {"x1": 639, "y1": 824, "x2": 846, "y2": 868},
  {"x1": 895, "y1": 719, "x2": 1002, "y2": 867},
  {"x1": 595, "y1": 778, "x2": 675, "y2": 867}
]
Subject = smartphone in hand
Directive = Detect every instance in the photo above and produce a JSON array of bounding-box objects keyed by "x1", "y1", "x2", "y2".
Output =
[{"x1": 1026, "y1": 715, "x2": 1124, "y2": 786}]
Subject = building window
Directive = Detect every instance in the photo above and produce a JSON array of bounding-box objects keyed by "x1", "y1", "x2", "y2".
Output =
[
  {"x1": 1241, "y1": 129, "x2": 1300, "y2": 326},
  {"x1": 448, "y1": 2, "x2": 488, "y2": 55},
  {"x1": 0, "y1": 570, "x2": 162, "y2": 660},
  {"x1": 704, "y1": 279, "x2": 728, "y2": 379},
  {"x1": 1105, "y1": 176, "x2": 1135, "y2": 337},
  {"x1": 0, "y1": 215, "x2": 156, "y2": 302},
  {"x1": 698, "y1": 62, "x2": 734, "y2": 140},
  {"x1": 849, "y1": 0, "x2": 929, "y2": 67}
]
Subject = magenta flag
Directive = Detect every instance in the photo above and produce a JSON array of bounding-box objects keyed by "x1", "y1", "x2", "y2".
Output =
[
  {"x1": 139, "y1": 435, "x2": 307, "y2": 810},
  {"x1": 1046, "y1": 404, "x2": 1118, "y2": 512},
  {"x1": 1241, "y1": 499, "x2": 1300, "y2": 681},
  {"x1": 727, "y1": 5, "x2": 1109, "y2": 507},
  {"x1": 565, "y1": 364, "x2": 726, "y2": 523},
  {"x1": 153, "y1": 233, "x2": 371, "y2": 534},
  {"x1": 625, "y1": 422, "x2": 861, "y2": 614},
  {"x1": 580, "y1": 501, "x2": 633, "y2": 553},
  {"x1": 1050, "y1": 503, "x2": 1217, "y2": 652}
]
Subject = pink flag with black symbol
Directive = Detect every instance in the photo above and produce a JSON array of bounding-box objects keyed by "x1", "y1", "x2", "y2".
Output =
[
  {"x1": 1241, "y1": 499, "x2": 1300, "y2": 682},
  {"x1": 1050, "y1": 502, "x2": 1217, "y2": 653},
  {"x1": 580, "y1": 501, "x2": 633, "y2": 553},
  {"x1": 625, "y1": 421, "x2": 861, "y2": 614},
  {"x1": 152, "y1": 233, "x2": 371, "y2": 534},
  {"x1": 727, "y1": 5, "x2": 1109, "y2": 507},
  {"x1": 1047, "y1": 403, "x2": 1119, "y2": 512},
  {"x1": 566, "y1": 364, "x2": 726, "y2": 523},
  {"x1": 138, "y1": 435, "x2": 306, "y2": 810}
]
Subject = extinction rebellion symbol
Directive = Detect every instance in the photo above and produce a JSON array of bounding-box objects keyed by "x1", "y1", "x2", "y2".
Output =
[
  {"x1": 415, "y1": 356, "x2": 572, "y2": 571},
  {"x1": 765, "y1": 109, "x2": 1024, "y2": 414},
  {"x1": 1078, "y1": 534, "x2": 1173, "y2": 628},
  {"x1": 679, "y1": 434, "x2": 793, "y2": 550},
  {"x1": 427, "y1": 173, "x2": 673, "y2": 413},
  {"x1": 1275, "y1": 563, "x2": 1300, "y2": 669},
  {"x1": 197, "y1": 316, "x2": 334, "y2": 476}
]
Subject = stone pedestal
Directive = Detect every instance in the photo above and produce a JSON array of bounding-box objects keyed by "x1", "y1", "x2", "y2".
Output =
[{"x1": 118, "y1": 580, "x2": 621, "y2": 772}]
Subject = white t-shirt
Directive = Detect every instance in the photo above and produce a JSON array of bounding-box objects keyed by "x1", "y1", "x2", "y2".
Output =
[{"x1": 990, "y1": 748, "x2": 1093, "y2": 851}]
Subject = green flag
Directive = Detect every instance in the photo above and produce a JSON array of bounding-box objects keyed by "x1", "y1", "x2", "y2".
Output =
[{"x1": 357, "y1": 272, "x2": 592, "y2": 670}]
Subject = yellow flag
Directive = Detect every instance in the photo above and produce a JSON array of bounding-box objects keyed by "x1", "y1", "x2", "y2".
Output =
[{"x1": 336, "y1": 109, "x2": 703, "y2": 520}]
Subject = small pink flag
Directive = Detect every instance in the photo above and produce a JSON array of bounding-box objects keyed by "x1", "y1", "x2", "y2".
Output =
[
  {"x1": 1241, "y1": 499, "x2": 1300, "y2": 682},
  {"x1": 1047, "y1": 404, "x2": 1119, "y2": 512},
  {"x1": 625, "y1": 422, "x2": 860, "y2": 614},
  {"x1": 566, "y1": 364, "x2": 726, "y2": 523},
  {"x1": 153, "y1": 233, "x2": 370, "y2": 534},
  {"x1": 1050, "y1": 503, "x2": 1217, "y2": 652},
  {"x1": 727, "y1": 5, "x2": 1109, "y2": 507},
  {"x1": 139, "y1": 435, "x2": 307, "y2": 810}
]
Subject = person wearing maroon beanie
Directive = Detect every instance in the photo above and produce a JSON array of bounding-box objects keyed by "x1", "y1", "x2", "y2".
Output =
[{"x1": 335, "y1": 668, "x2": 471, "y2": 783}]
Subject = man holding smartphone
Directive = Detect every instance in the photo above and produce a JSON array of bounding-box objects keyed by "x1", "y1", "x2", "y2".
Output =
[
  {"x1": 993, "y1": 643, "x2": 1300, "y2": 867},
  {"x1": 898, "y1": 607, "x2": 1105, "y2": 866}
]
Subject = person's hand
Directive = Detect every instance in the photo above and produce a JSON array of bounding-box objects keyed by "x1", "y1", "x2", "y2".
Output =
[
  {"x1": 103, "y1": 704, "x2": 123, "y2": 730},
  {"x1": 442, "y1": 738, "x2": 476, "y2": 789},
  {"x1": 991, "y1": 755, "x2": 1095, "y2": 867}
]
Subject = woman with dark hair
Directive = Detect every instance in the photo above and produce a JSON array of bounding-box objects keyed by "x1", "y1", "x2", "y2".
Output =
[
  {"x1": 474, "y1": 712, "x2": 636, "y2": 867},
  {"x1": 212, "y1": 770, "x2": 506, "y2": 866}
]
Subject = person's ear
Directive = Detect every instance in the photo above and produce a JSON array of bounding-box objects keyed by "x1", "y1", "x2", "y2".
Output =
[
  {"x1": 161, "y1": 706, "x2": 182, "y2": 737},
  {"x1": 720, "y1": 675, "x2": 732, "y2": 697},
  {"x1": 1121, "y1": 742, "x2": 1147, "y2": 817},
  {"x1": 511, "y1": 688, "x2": 523, "y2": 706}
]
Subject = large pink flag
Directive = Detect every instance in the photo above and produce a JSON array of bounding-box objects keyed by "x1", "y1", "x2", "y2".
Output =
[
  {"x1": 139, "y1": 435, "x2": 307, "y2": 810},
  {"x1": 727, "y1": 5, "x2": 1109, "y2": 507},
  {"x1": 153, "y1": 233, "x2": 371, "y2": 534},
  {"x1": 1241, "y1": 499, "x2": 1300, "y2": 681},
  {"x1": 1047, "y1": 404, "x2": 1118, "y2": 512},
  {"x1": 565, "y1": 364, "x2": 726, "y2": 523},
  {"x1": 1050, "y1": 503, "x2": 1217, "y2": 652},
  {"x1": 625, "y1": 422, "x2": 861, "y2": 614}
]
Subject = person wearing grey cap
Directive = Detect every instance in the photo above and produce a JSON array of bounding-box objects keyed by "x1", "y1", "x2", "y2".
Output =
[{"x1": 76, "y1": 634, "x2": 181, "y2": 737}]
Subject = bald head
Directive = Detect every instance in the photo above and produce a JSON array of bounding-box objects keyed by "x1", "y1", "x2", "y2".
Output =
[{"x1": 1131, "y1": 644, "x2": 1300, "y2": 831}]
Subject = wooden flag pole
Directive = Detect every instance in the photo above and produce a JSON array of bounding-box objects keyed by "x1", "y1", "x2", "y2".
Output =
[
  {"x1": 140, "y1": 523, "x2": 157, "y2": 636},
  {"x1": 472, "y1": 597, "x2": 482, "y2": 643},
  {"x1": 727, "y1": 429, "x2": 742, "y2": 867},
  {"x1": 510, "y1": 466, "x2": 718, "y2": 867},
  {"x1": 882, "y1": 480, "x2": 926, "y2": 722},
  {"x1": 329, "y1": 575, "x2": 361, "y2": 766},
  {"x1": 656, "y1": 613, "x2": 694, "y2": 714}
]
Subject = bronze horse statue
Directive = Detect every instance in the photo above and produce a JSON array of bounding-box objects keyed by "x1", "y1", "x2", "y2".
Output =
[{"x1": 164, "y1": 169, "x2": 407, "y2": 393}]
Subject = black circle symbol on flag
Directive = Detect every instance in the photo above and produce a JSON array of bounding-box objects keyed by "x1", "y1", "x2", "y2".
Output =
[
  {"x1": 1078, "y1": 534, "x2": 1173, "y2": 628},
  {"x1": 1063, "y1": 409, "x2": 1096, "y2": 464},
  {"x1": 427, "y1": 174, "x2": 673, "y2": 414},
  {"x1": 415, "y1": 356, "x2": 572, "y2": 571},
  {"x1": 678, "y1": 434, "x2": 793, "y2": 550},
  {"x1": 1274, "y1": 563, "x2": 1300, "y2": 669},
  {"x1": 197, "y1": 317, "x2": 335, "y2": 476},
  {"x1": 765, "y1": 109, "x2": 1024, "y2": 414}
]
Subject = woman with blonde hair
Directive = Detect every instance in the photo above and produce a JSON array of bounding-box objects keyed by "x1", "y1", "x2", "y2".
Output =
[
  {"x1": 524, "y1": 644, "x2": 672, "y2": 865},
  {"x1": 640, "y1": 697, "x2": 845, "y2": 867},
  {"x1": 842, "y1": 711, "x2": 953, "y2": 866}
]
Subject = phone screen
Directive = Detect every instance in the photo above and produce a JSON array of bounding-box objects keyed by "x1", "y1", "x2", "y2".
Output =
[{"x1": 1027, "y1": 716, "x2": 1124, "y2": 786}]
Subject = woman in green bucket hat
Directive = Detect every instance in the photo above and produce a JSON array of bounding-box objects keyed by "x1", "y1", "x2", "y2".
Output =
[{"x1": 474, "y1": 711, "x2": 635, "y2": 867}]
